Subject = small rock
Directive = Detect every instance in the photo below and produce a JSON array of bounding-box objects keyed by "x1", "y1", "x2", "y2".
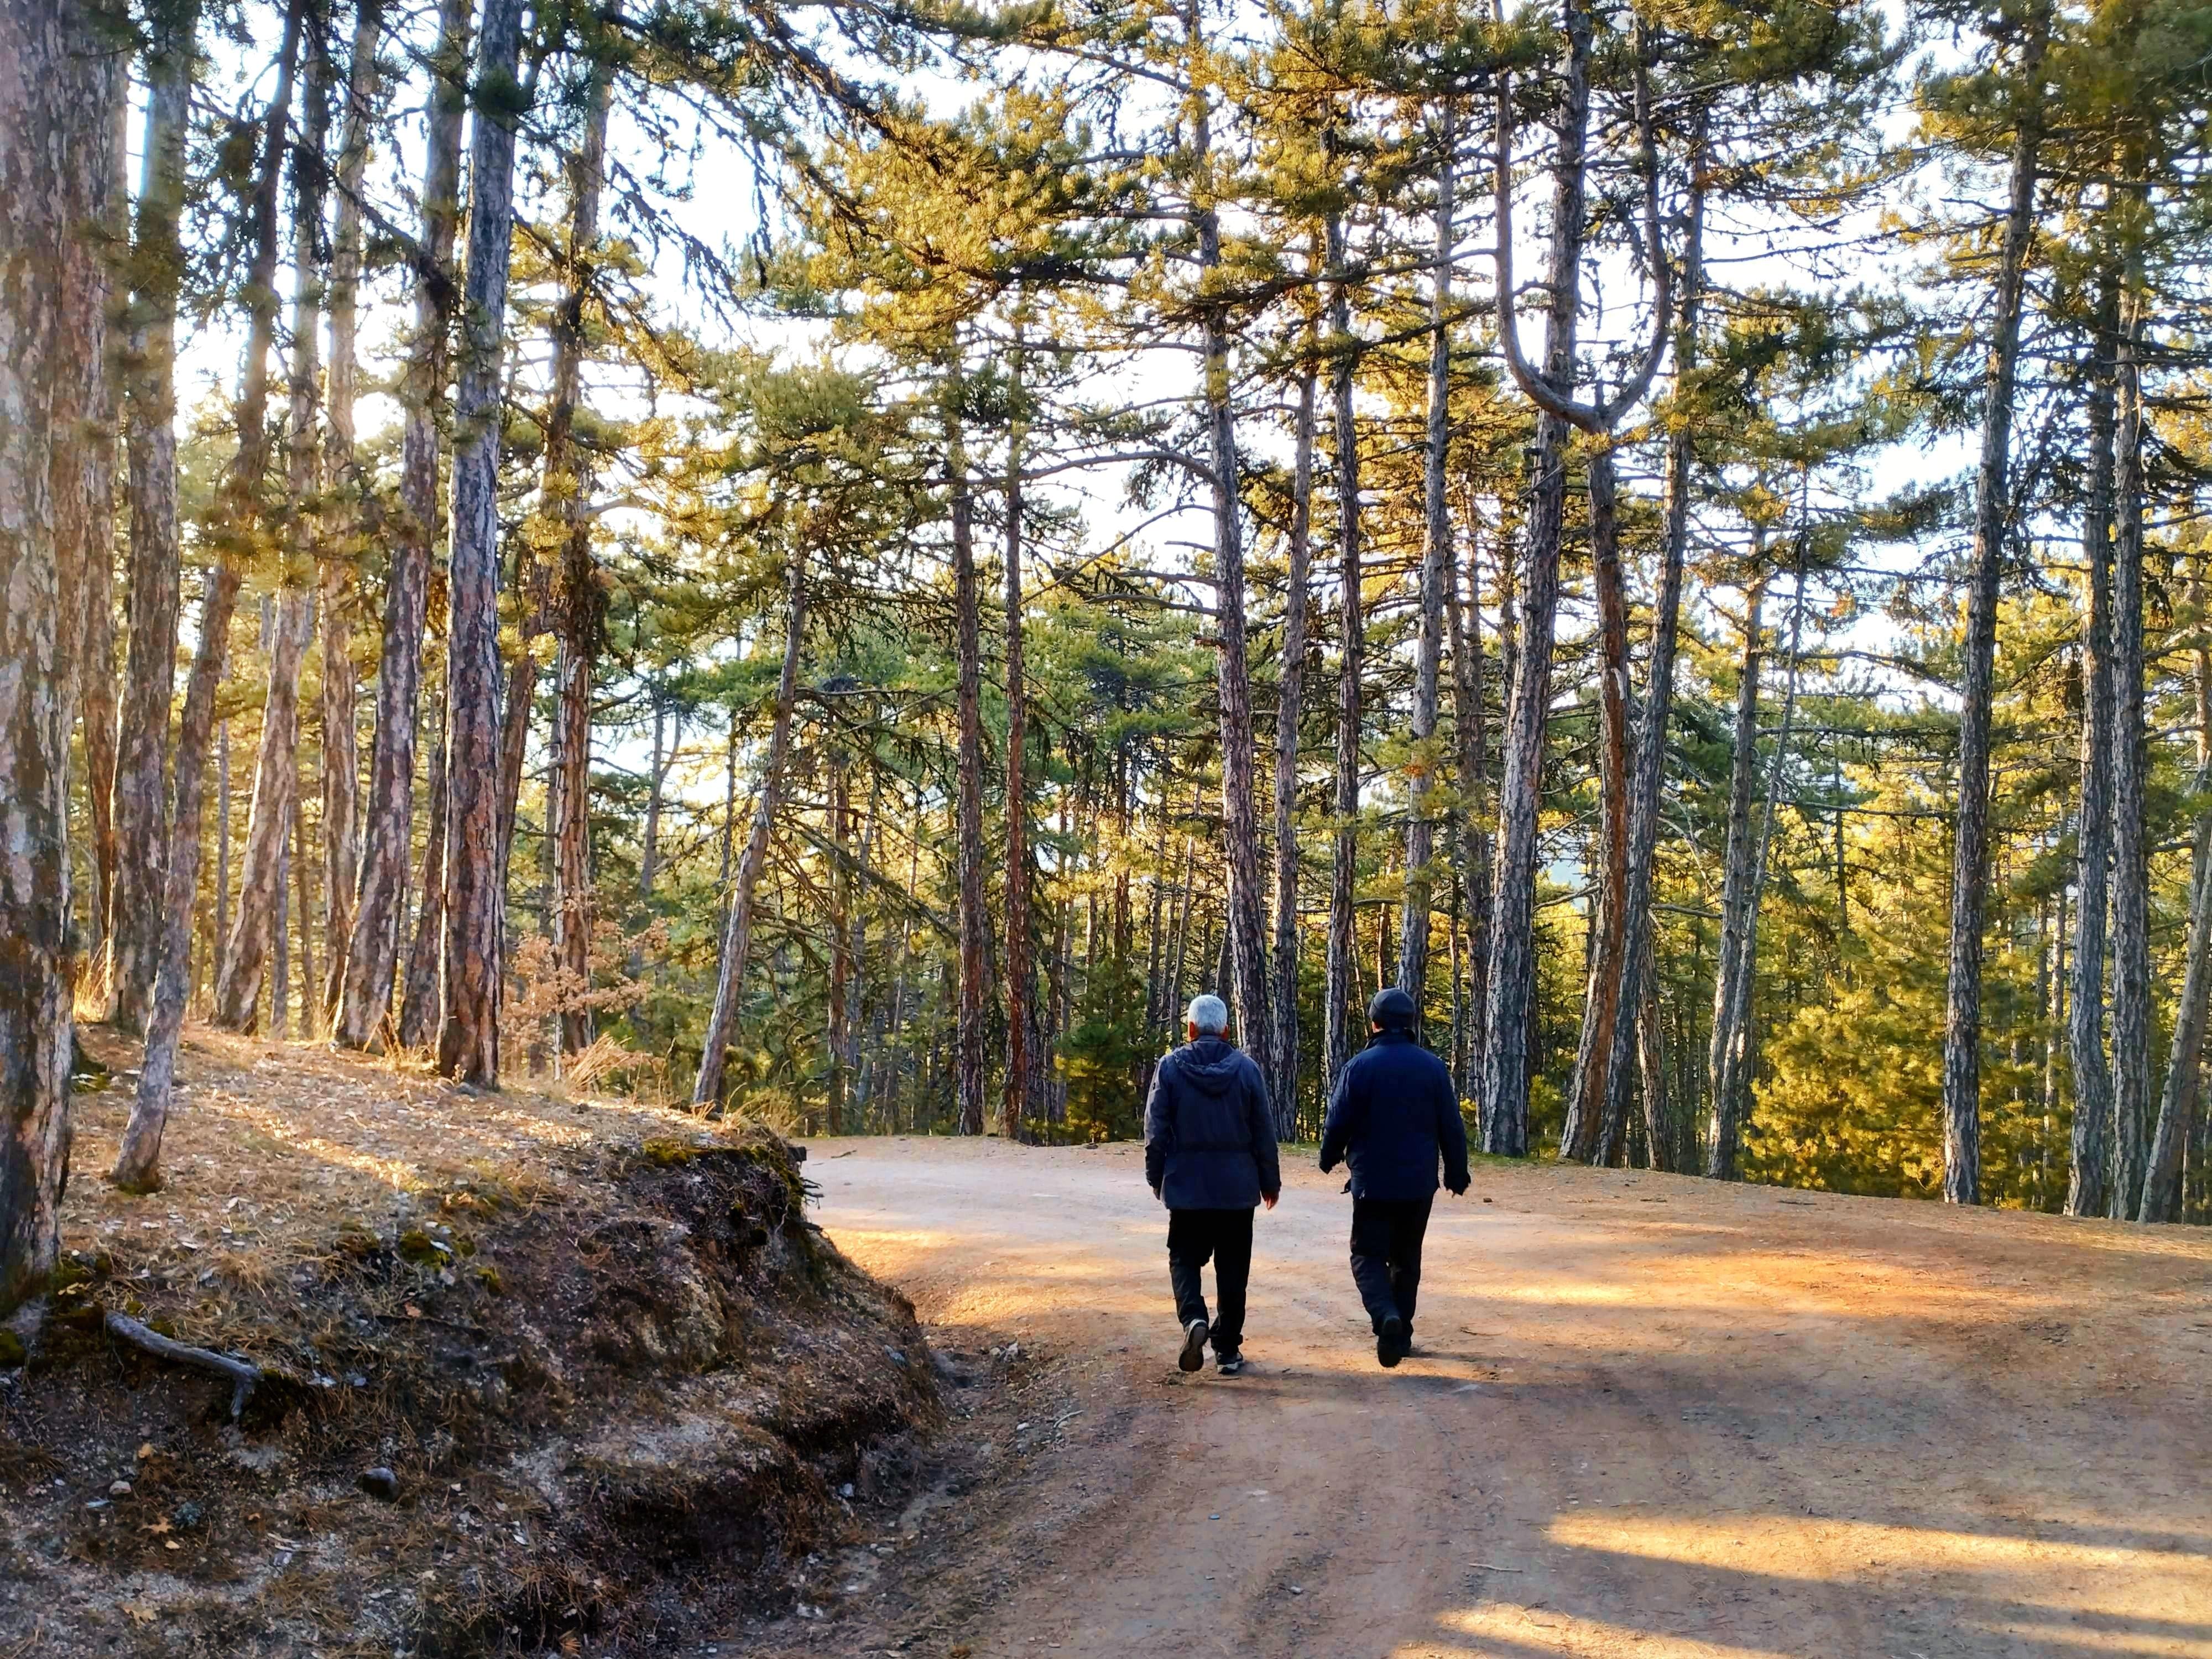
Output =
[
  {"x1": 883, "y1": 1347, "x2": 906, "y2": 1367},
  {"x1": 108, "y1": 1480, "x2": 132, "y2": 1498},
  {"x1": 1004, "y1": 1342, "x2": 1022, "y2": 1360},
  {"x1": 838, "y1": 1483, "x2": 854, "y2": 1499},
  {"x1": 173, "y1": 1502, "x2": 204, "y2": 1531},
  {"x1": 356, "y1": 1467, "x2": 400, "y2": 1503}
]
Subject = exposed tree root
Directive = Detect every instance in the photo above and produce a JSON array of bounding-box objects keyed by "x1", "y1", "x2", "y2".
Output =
[{"x1": 104, "y1": 1311, "x2": 260, "y2": 1420}]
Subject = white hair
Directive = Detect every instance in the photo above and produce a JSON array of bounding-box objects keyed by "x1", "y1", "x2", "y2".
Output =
[{"x1": 1186, "y1": 994, "x2": 1229, "y2": 1035}]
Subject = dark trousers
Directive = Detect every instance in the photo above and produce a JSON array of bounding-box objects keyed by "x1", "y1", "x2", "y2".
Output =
[
  {"x1": 1167, "y1": 1206, "x2": 1253, "y2": 1353},
  {"x1": 1349, "y1": 1193, "x2": 1433, "y2": 1334}
]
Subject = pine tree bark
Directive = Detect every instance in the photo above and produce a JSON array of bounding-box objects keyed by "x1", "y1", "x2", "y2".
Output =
[
  {"x1": 1481, "y1": 0, "x2": 1590, "y2": 1156},
  {"x1": 1001, "y1": 344, "x2": 1037, "y2": 1140},
  {"x1": 948, "y1": 409, "x2": 989, "y2": 1137},
  {"x1": 2141, "y1": 559, "x2": 2212, "y2": 1222},
  {"x1": 1705, "y1": 573, "x2": 1767, "y2": 1180},
  {"x1": 1561, "y1": 448, "x2": 1630, "y2": 1161},
  {"x1": 1187, "y1": 0, "x2": 1274, "y2": 1101},
  {"x1": 0, "y1": 0, "x2": 111, "y2": 1310},
  {"x1": 437, "y1": 0, "x2": 529, "y2": 1087},
  {"x1": 1939, "y1": 8, "x2": 2047, "y2": 1207},
  {"x1": 214, "y1": 44, "x2": 330, "y2": 1034},
  {"x1": 1323, "y1": 212, "x2": 1364, "y2": 1098},
  {"x1": 317, "y1": 0, "x2": 380, "y2": 1024},
  {"x1": 2107, "y1": 273, "x2": 2151, "y2": 1220},
  {"x1": 397, "y1": 702, "x2": 447, "y2": 1052},
  {"x1": 2066, "y1": 290, "x2": 2118, "y2": 1220},
  {"x1": 694, "y1": 553, "x2": 806, "y2": 1107},
  {"x1": 105, "y1": 3, "x2": 197, "y2": 1033},
  {"x1": 117, "y1": 0, "x2": 305, "y2": 1191},
  {"x1": 1597, "y1": 149, "x2": 1704, "y2": 1172},
  {"x1": 335, "y1": 0, "x2": 470, "y2": 1050},
  {"x1": 1444, "y1": 525, "x2": 1490, "y2": 1103},
  {"x1": 1271, "y1": 334, "x2": 1317, "y2": 1138}
]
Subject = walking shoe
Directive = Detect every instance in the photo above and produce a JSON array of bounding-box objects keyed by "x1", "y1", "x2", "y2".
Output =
[
  {"x1": 1377, "y1": 1314, "x2": 1407, "y2": 1369},
  {"x1": 1215, "y1": 1349, "x2": 1244, "y2": 1376},
  {"x1": 1178, "y1": 1318, "x2": 1210, "y2": 1373}
]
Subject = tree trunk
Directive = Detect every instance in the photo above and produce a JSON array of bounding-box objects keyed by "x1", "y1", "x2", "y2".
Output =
[
  {"x1": 1444, "y1": 523, "x2": 1490, "y2": 1103},
  {"x1": 827, "y1": 755, "x2": 851, "y2": 1135},
  {"x1": 694, "y1": 553, "x2": 806, "y2": 1107},
  {"x1": 1710, "y1": 556, "x2": 1806, "y2": 1179},
  {"x1": 948, "y1": 409, "x2": 989, "y2": 1137},
  {"x1": 317, "y1": 0, "x2": 379, "y2": 1024},
  {"x1": 291, "y1": 788, "x2": 315, "y2": 1035},
  {"x1": 2107, "y1": 272, "x2": 2151, "y2": 1220},
  {"x1": 540, "y1": 65, "x2": 611, "y2": 1059},
  {"x1": 1323, "y1": 212, "x2": 1364, "y2": 1098},
  {"x1": 335, "y1": 0, "x2": 471, "y2": 1050},
  {"x1": 105, "y1": 3, "x2": 197, "y2": 1034},
  {"x1": 397, "y1": 705, "x2": 447, "y2": 1052},
  {"x1": 2142, "y1": 557, "x2": 2212, "y2": 1222},
  {"x1": 116, "y1": 0, "x2": 305, "y2": 1191},
  {"x1": 1561, "y1": 448, "x2": 1630, "y2": 1162},
  {"x1": 1399, "y1": 103, "x2": 1455, "y2": 1018},
  {"x1": 2066, "y1": 288, "x2": 2117, "y2": 1220},
  {"x1": 1939, "y1": 8, "x2": 2047, "y2": 1207},
  {"x1": 0, "y1": 0, "x2": 112, "y2": 1309},
  {"x1": 213, "y1": 43, "x2": 330, "y2": 1035},
  {"x1": 1481, "y1": 0, "x2": 1590, "y2": 1156},
  {"x1": 1271, "y1": 322, "x2": 1317, "y2": 1138},
  {"x1": 1704, "y1": 572, "x2": 1768, "y2": 1180},
  {"x1": 1186, "y1": 2, "x2": 1275, "y2": 1103},
  {"x1": 213, "y1": 593, "x2": 314, "y2": 1030},
  {"x1": 1001, "y1": 341, "x2": 1037, "y2": 1140},
  {"x1": 1595, "y1": 147, "x2": 1704, "y2": 1171},
  {"x1": 437, "y1": 0, "x2": 529, "y2": 1087}
]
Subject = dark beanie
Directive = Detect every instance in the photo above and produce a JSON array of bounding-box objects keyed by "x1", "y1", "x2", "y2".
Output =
[{"x1": 1368, "y1": 987, "x2": 1417, "y2": 1030}]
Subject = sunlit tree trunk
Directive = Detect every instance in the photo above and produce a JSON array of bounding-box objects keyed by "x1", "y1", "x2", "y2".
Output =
[
  {"x1": 695, "y1": 553, "x2": 806, "y2": 1107},
  {"x1": 2142, "y1": 556, "x2": 2212, "y2": 1222},
  {"x1": 437, "y1": 0, "x2": 529, "y2": 1086},
  {"x1": 1271, "y1": 324, "x2": 1317, "y2": 1138},
  {"x1": 215, "y1": 46, "x2": 330, "y2": 1033},
  {"x1": 2108, "y1": 267, "x2": 2151, "y2": 1220},
  {"x1": 2066, "y1": 284, "x2": 2117, "y2": 1220},
  {"x1": 1705, "y1": 572, "x2": 1767, "y2": 1180},
  {"x1": 1323, "y1": 212, "x2": 1364, "y2": 1097},
  {"x1": 117, "y1": 0, "x2": 305, "y2": 1190},
  {"x1": 336, "y1": 0, "x2": 470, "y2": 1050},
  {"x1": 0, "y1": 0, "x2": 113, "y2": 1309},
  {"x1": 1399, "y1": 105, "x2": 1454, "y2": 1017},
  {"x1": 1482, "y1": 0, "x2": 1590, "y2": 1156},
  {"x1": 1188, "y1": 0, "x2": 1274, "y2": 1103},
  {"x1": 1562, "y1": 448, "x2": 1629, "y2": 1162},
  {"x1": 949, "y1": 408, "x2": 989, "y2": 1136},
  {"x1": 1939, "y1": 7, "x2": 2047, "y2": 1206},
  {"x1": 1001, "y1": 340, "x2": 1039, "y2": 1140},
  {"x1": 317, "y1": 0, "x2": 379, "y2": 1024},
  {"x1": 397, "y1": 693, "x2": 446, "y2": 1053},
  {"x1": 106, "y1": 2, "x2": 197, "y2": 1033},
  {"x1": 1444, "y1": 522, "x2": 1490, "y2": 1103},
  {"x1": 1598, "y1": 149, "x2": 1704, "y2": 1171}
]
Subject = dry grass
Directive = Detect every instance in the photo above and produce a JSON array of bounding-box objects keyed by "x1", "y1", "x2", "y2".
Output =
[{"x1": 2, "y1": 1023, "x2": 938, "y2": 1659}]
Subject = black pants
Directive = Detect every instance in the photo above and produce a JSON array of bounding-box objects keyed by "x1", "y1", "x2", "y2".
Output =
[
  {"x1": 1349, "y1": 1193, "x2": 1433, "y2": 1334},
  {"x1": 1167, "y1": 1206, "x2": 1253, "y2": 1354}
]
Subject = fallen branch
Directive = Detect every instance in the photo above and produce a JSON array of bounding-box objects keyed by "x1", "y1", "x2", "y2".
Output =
[{"x1": 105, "y1": 1312, "x2": 261, "y2": 1420}]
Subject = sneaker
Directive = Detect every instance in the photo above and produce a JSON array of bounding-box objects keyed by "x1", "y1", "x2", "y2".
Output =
[
  {"x1": 1215, "y1": 1349, "x2": 1244, "y2": 1376},
  {"x1": 1178, "y1": 1318, "x2": 1210, "y2": 1373},
  {"x1": 1377, "y1": 1314, "x2": 1406, "y2": 1369}
]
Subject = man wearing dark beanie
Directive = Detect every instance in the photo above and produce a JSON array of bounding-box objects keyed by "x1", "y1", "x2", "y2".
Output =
[{"x1": 1318, "y1": 986, "x2": 1470, "y2": 1368}]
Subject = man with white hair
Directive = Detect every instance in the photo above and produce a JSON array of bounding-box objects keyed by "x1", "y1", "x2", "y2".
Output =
[{"x1": 1143, "y1": 993, "x2": 1280, "y2": 1376}]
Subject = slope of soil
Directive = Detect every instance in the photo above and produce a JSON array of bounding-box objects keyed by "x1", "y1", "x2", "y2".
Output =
[
  {"x1": 735, "y1": 1136, "x2": 2212, "y2": 1659},
  {"x1": 0, "y1": 1029, "x2": 938, "y2": 1657}
]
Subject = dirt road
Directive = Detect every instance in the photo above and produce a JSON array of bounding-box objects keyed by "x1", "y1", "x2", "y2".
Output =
[{"x1": 752, "y1": 1138, "x2": 2212, "y2": 1658}]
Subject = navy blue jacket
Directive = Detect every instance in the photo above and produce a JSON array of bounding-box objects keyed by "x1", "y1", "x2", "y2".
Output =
[
  {"x1": 1144, "y1": 1036, "x2": 1281, "y2": 1210},
  {"x1": 1318, "y1": 1030, "x2": 1470, "y2": 1201}
]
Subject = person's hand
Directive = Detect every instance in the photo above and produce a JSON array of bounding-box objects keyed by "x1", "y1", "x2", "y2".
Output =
[
  {"x1": 1446, "y1": 1176, "x2": 1469, "y2": 1197},
  {"x1": 1318, "y1": 1156, "x2": 1335, "y2": 1175},
  {"x1": 1150, "y1": 1184, "x2": 1162, "y2": 1203},
  {"x1": 1262, "y1": 1191, "x2": 1279, "y2": 1211}
]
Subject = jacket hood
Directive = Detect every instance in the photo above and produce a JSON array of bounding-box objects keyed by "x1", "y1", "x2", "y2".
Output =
[{"x1": 1174, "y1": 1035, "x2": 1245, "y2": 1095}]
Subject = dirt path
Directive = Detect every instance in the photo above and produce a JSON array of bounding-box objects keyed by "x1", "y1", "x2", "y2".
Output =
[{"x1": 739, "y1": 1138, "x2": 2212, "y2": 1659}]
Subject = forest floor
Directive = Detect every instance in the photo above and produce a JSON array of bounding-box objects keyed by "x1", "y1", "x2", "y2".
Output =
[{"x1": 728, "y1": 1136, "x2": 2212, "y2": 1659}]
